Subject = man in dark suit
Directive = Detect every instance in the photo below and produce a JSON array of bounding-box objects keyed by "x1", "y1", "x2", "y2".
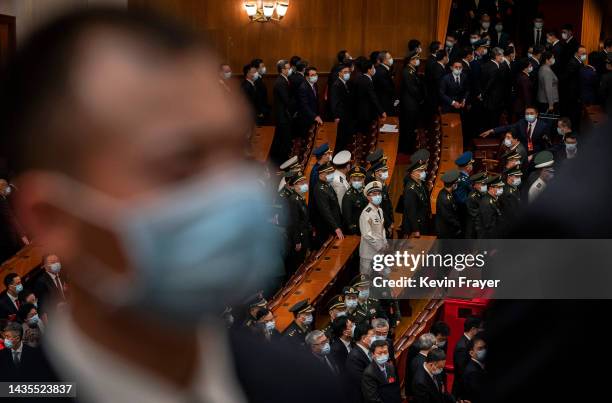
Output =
[
  {"x1": 480, "y1": 46, "x2": 506, "y2": 129},
  {"x1": 32, "y1": 253, "x2": 67, "y2": 315},
  {"x1": 560, "y1": 24, "x2": 579, "y2": 67},
  {"x1": 355, "y1": 61, "x2": 386, "y2": 135},
  {"x1": 312, "y1": 162, "x2": 344, "y2": 245},
  {"x1": 1, "y1": 8, "x2": 345, "y2": 402},
  {"x1": 251, "y1": 58, "x2": 270, "y2": 124},
  {"x1": 513, "y1": 58, "x2": 535, "y2": 120},
  {"x1": 330, "y1": 63, "x2": 355, "y2": 152},
  {"x1": 270, "y1": 59, "x2": 293, "y2": 165},
  {"x1": 240, "y1": 63, "x2": 260, "y2": 122},
  {"x1": 462, "y1": 333, "x2": 487, "y2": 403},
  {"x1": 0, "y1": 273, "x2": 22, "y2": 321},
  {"x1": 346, "y1": 322, "x2": 375, "y2": 403},
  {"x1": 528, "y1": 45, "x2": 544, "y2": 93},
  {"x1": 439, "y1": 60, "x2": 470, "y2": 114},
  {"x1": 482, "y1": 106, "x2": 551, "y2": 155},
  {"x1": 405, "y1": 333, "x2": 438, "y2": 397},
  {"x1": 330, "y1": 316, "x2": 354, "y2": 372},
  {"x1": 374, "y1": 50, "x2": 397, "y2": 116},
  {"x1": 0, "y1": 322, "x2": 53, "y2": 382},
  {"x1": 525, "y1": 15, "x2": 547, "y2": 49},
  {"x1": 562, "y1": 46, "x2": 587, "y2": 130},
  {"x1": 451, "y1": 316, "x2": 482, "y2": 398},
  {"x1": 399, "y1": 51, "x2": 426, "y2": 152},
  {"x1": 426, "y1": 49, "x2": 449, "y2": 115},
  {"x1": 305, "y1": 329, "x2": 340, "y2": 376},
  {"x1": 412, "y1": 349, "x2": 454, "y2": 403},
  {"x1": 491, "y1": 21, "x2": 510, "y2": 50},
  {"x1": 296, "y1": 66, "x2": 322, "y2": 138},
  {"x1": 594, "y1": 38, "x2": 611, "y2": 76},
  {"x1": 445, "y1": 33, "x2": 460, "y2": 66},
  {"x1": 362, "y1": 339, "x2": 401, "y2": 403},
  {"x1": 546, "y1": 31, "x2": 563, "y2": 76}
]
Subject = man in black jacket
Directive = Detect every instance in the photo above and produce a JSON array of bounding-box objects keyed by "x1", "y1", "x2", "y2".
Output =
[
  {"x1": 481, "y1": 106, "x2": 551, "y2": 155},
  {"x1": 561, "y1": 46, "x2": 586, "y2": 130},
  {"x1": 297, "y1": 66, "x2": 323, "y2": 138},
  {"x1": 0, "y1": 322, "x2": 53, "y2": 382},
  {"x1": 330, "y1": 63, "x2": 355, "y2": 152},
  {"x1": 374, "y1": 50, "x2": 397, "y2": 116},
  {"x1": 251, "y1": 58, "x2": 270, "y2": 124},
  {"x1": 284, "y1": 171, "x2": 312, "y2": 277},
  {"x1": 426, "y1": 49, "x2": 449, "y2": 115},
  {"x1": 32, "y1": 253, "x2": 67, "y2": 315},
  {"x1": 451, "y1": 316, "x2": 482, "y2": 398},
  {"x1": 412, "y1": 349, "x2": 455, "y2": 403},
  {"x1": 462, "y1": 333, "x2": 487, "y2": 403},
  {"x1": 0, "y1": 273, "x2": 22, "y2": 322},
  {"x1": 439, "y1": 60, "x2": 470, "y2": 114},
  {"x1": 312, "y1": 162, "x2": 344, "y2": 244},
  {"x1": 361, "y1": 339, "x2": 401, "y2": 403},
  {"x1": 480, "y1": 46, "x2": 505, "y2": 128},
  {"x1": 436, "y1": 170, "x2": 462, "y2": 238},
  {"x1": 355, "y1": 61, "x2": 386, "y2": 135},
  {"x1": 402, "y1": 158, "x2": 431, "y2": 238},
  {"x1": 346, "y1": 322, "x2": 375, "y2": 403},
  {"x1": 342, "y1": 166, "x2": 368, "y2": 235},
  {"x1": 270, "y1": 59, "x2": 293, "y2": 165},
  {"x1": 241, "y1": 63, "x2": 260, "y2": 122}
]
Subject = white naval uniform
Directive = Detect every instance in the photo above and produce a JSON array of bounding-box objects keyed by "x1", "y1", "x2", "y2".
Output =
[
  {"x1": 528, "y1": 177, "x2": 547, "y2": 204},
  {"x1": 331, "y1": 170, "x2": 350, "y2": 210},
  {"x1": 358, "y1": 202, "x2": 388, "y2": 274}
]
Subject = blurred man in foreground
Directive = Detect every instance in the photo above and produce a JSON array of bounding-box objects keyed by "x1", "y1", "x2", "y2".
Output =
[{"x1": 0, "y1": 7, "x2": 342, "y2": 403}]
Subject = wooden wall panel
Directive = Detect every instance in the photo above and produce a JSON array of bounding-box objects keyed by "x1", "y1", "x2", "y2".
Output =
[{"x1": 129, "y1": 0, "x2": 438, "y2": 73}]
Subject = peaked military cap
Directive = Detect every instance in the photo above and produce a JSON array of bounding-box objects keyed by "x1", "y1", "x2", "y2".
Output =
[
  {"x1": 288, "y1": 299, "x2": 314, "y2": 315},
  {"x1": 319, "y1": 162, "x2": 335, "y2": 174},
  {"x1": 534, "y1": 150, "x2": 554, "y2": 168},
  {"x1": 343, "y1": 286, "x2": 359, "y2": 296},
  {"x1": 485, "y1": 175, "x2": 504, "y2": 187},
  {"x1": 326, "y1": 295, "x2": 346, "y2": 312},
  {"x1": 351, "y1": 273, "x2": 371, "y2": 288},
  {"x1": 366, "y1": 148, "x2": 386, "y2": 164},
  {"x1": 348, "y1": 166, "x2": 366, "y2": 178},
  {"x1": 244, "y1": 291, "x2": 267, "y2": 308},
  {"x1": 287, "y1": 171, "x2": 307, "y2": 185},
  {"x1": 470, "y1": 171, "x2": 488, "y2": 183},
  {"x1": 455, "y1": 151, "x2": 474, "y2": 167},
  {"x1": 441, "y1": 169, "x2": 460, "y2": 184},
  {"x1": 504, "y1": 166, "x2": 523, "y2": 177},
  {"x1": 313, "y1": 143, "x2": 331, "y2": 158},
  {"x1": 280, "y1": 155, "x2": 301, "y2": 171},
  {"x1": 411, "y1": 148, "x2": 431, "y2": 165},
  {"x1": 364, "y1": 180, "x2": 383, "y2": 196},
  {"x1": 332, "y1": 150, "x2": 351, "y2": 165}
]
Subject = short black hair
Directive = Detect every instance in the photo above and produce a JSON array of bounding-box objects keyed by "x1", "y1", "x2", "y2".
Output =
[
  {"x1": 541, "y1": 51, "x2": 554, "y2": 63},
  {"x1": 533, "y1": 45, "x2": 545, "y2": 55},
  {"x1": 435, "y1": 49, "x2": 448, "y2": 61},
  {"x1": 558, "y1": 117, "x2": 572, "y2": 129},
  {"x1": 332, "y1": 316, "x2": 350, "y2": 339},
  {"x1": 430, "y1": 321, "x2": 450, "y2": 337},
  {"x1": 605, "y1": 38, "x2": 612, "y2": 49},
  {"x1": 561, "y1": 23, "x2": 574, "y2": 32},
  {"x1": 337, "y1": 49, "x2": 348, "y2": 63},
  {"x1": 18, "y1": 302, "x2": 37, "y2": 322},
  {"x1": 464, "y1": 316, "x2": 482, "y2": 332},
  {"x1": 295, "y1": 60, "x2": 308, "y2": 72},
  {"x1": 3, "y1": 273, "x2": 18, "y2": 287},
  {"x1": 0, "y1": 7, "x2": 203, "y2": 176},
  {"x1": 289, "y1": 55, "x2": 301, "y2": 66},
  {"x1": 546, "y1": 30, "x2": 558, "y2": 38},
  {"x1": 243, "y1": 63, "x2": 255, "y2": 76},
  {"x1": 369, "y1": 50, "x2": 379, "y2": 63},
  {"x1": 408, "y1": 39, "x2": 421, "y2": 52},
  {"x1": 467, "y1": 332, "x2": 486, "y2": 351},
  {"x1": 250, "y1": 58, "x2": 263, "y2": 68},
  {"x1": 305, "y1": 66, "x2": 318, "y2": 76},
  {"x1": 369, "y1": 339, "x2": 389, "y2": 353},
  {"x1": 426, "y1": 348, "x2": 446, "y2": 362},
  {"x1": 354, "y1": 322, "x2": 373, "y2": 342},
  {"x1": 362, "y1": 60, "x2": 375, "y2": 72},
  {"x1": 254, "y1": 307, "x2": 271, "y2": 321},
  {"x1": 429, "y1": 41, "x2": 442, "y2": 54}
]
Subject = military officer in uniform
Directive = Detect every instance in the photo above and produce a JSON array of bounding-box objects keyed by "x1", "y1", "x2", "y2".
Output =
[
  {"x1": 401, "y1": 157, "x2": 431, "y2": 238},
  {"x1": 308, "y1": 143, "x2": 332, "y2": 197},
  {"x1": 277, "y1": 155, "x2": 302, "y2": 192},
  {"x1": 500, "y1": 149, "x2": 523, "y2": 171},
  {"x1": 242, "y1": 291, "x2": 268, "y2": 328},
  {"x1": 359, "y1": 180, "x2": 388, "y2": 274},
  {"x1": 312, "y1": 162, "x2": 344, "y2": 246},
  {"x1": 352, "y1": 274, "x2": 382, "y2": 325},
  {"x1": 331, "y1": 150, "x2": 351, "y2": 209},
  {"x1": 527, "y1": 150, "x2": 555, "y2": 204},
  {"x1": 499, "y1": 166, "x2": 523, "y2": 235},
  {"x1": 282, "y1": 299, "x2": 315, "y2": 348},
  {"x1": 436, "y1": 169, "x2": 463, "y2": 238},
  {"x1": 372, "y1": 161, "x2": 395, "y2": 237},
  {"x1": 479, "y1": 175, "x2": 504, "y2": 238},
  {"x1": 322, "y1": 294, "x2": 347, "y2": 339},
  {"x1": 453, "y1": 151, "x2": 474, "y2": 206},
  {"x1": 285, "y1": 171, "x2": 312, "y2": 278},
  {"x1": 342, "y1": 166, "x2": 368, "y2": 235},
  {"x1": 365, "y1": 148, "x2": 387, "y2": 184},
  {"x1": 344, "y1": 286, "x2": 367, "y2": 325},
  {"x1": 465, "y1": 172, "x2": 488, "y2": 239}
]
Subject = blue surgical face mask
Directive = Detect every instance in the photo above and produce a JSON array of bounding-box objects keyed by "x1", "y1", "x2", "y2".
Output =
[
  {"x1": 303, "y1": 314, "x2": 313, "y2": 325},
  {"x1": 476, "y1": 348, "x2": 487, "y2": 362},
  {"x1": 265, "y1": 320, "x2": 276, "y2": 331},
  {"x1": 479, "y1": 184, "x2": 488, "y2": 193},
  {"x1": 580, "y1": 54, "x2": 587, "y2": 62},
  {"x1": 528, "y1": 52, "x2": 533, "y2": 59},
  {"x1": 45, "y1": 168, "x2": 281, "y2": 324},
  {"x1": 503, "y1": 138, "x2": 512, "y2": 147},
  {"x1": 298, "y1": 183, "x2": 309, "y2": 194},
  {"x1": 375, "y1": 353, "x2": 389, "y2": 365},
  {"x1": 358, "y1": 289, "x2": 370, "y2": 299},
  {"x1": 512, "y1": 177, "x2": 522, "y2": 186},
  {"x1": 342, "y1": 72, "x2": 351, "y2": 81},
  {"x1": 28, "y1": 314, "x2": 40, "y2": 326},
  {"x1": 415, "y1": 59, "x2": 421, "y2": 67},
  {"x1": 419, "y1": 171, "x2": 427, "y2": 181},
  {"x1": 287, "y1": 68, "x2": 293, "y2": 76},
  {"x1": 309, "y1": 75, "x2": 318, "y2": 84},
  {"x1": 432, "y1": 367, "x2": 443, "y2": 375},
  {"x1": 452, "y1": 68, "x2": 462, "y2": 76},
  {"x1": 320, "y1": 342, "x2": 331, "y2": 355},
  {"x1": 345, "y1": 299, "x2": 358, "y2": 309},
  {"x1": 351, "y1": 181, "x2": 363, "y2": 190},
  {"x1": 496, "y1": 187, "x2": 504, "y2": 196},
  {"x1": 50, "y1": 262, "x2": 62, "y2": 273},
  {"x1": 437, "y1": 340, "x2": 447, "y2": 348},
  {"x1": 525, "y1": 114, "x2": 537, "y2": 123},
  {"x1": 326, "y1": 173, "x2": 335, "y2": 183},
  {"x1": 379, "y1": 171, "x2": 389, "y2": 181},
  {"x1": 565, "y1": 143, "x2": 577, "y2": 151},
  {"x1": 15, "y1": 284, "x2": 23, "y2": 294},
  {"x1": 557, "y1": 127, "x2": 564, "y2": 136},
  {"x1": 253, "y1": 72, "x2": 260, "y2": 80},
  {"x1": 3, "y1": 339, "x2": 14, "y2": 349},
  {"x1": 223, "y1": 72, "x2": 232, "y2": 80},
  {"x1": 371, "y1": 195, "x2": 383, "y2": 206}
]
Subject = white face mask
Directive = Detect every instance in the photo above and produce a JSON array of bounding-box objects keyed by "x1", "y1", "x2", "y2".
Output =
[
  {"x1": 379, "y1": 171, "x2": 389, "y2": 181},
  {"x1": 387, "y1": 58, "x2": 394, "y2": 66},
  {"x1": 309, "y1": 75, "x2": 318, "y2": 84},
  {"x1": 561, "y1": 32, "x2": 568, "y2": 40},
  {"x1": 259, "y1": 67, "x2": 267, "y2": 75},
  {"x1": 342, "y1": 72, "x2": 351, "y2": 81},
  {"x1": 414, "y1": 59, "x2": 421, "y2": 67},
  {"x1": 481, "y1": 22, "x2": 490, "y2": 29},
  {"x1": 534, "y1": 22, "x2": 544, "y2": 29},
  {"x1": 503, "y1": 138, "x2": 512, "y2": 147},
  {"x1": 223, "y1": 72, "x2": 232, "y2": 80}
]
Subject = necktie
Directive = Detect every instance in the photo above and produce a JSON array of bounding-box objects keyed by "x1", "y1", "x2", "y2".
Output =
[
  {"x1": 15, "y1": 299, "x2": 20, "y2": 309},
  {"x1": 455, "y1": 76, "x2": 460, "y2": 86},
  {"x1": 54, "y1": 275, "x2": 65, "y2": 299},
  {"x1": 13, "y1": 351, "x2": 21, "y2": 366},
  {"x1": 536, "y1": 29, "x2": 541, "y2": 45},
  {"x1": 527, "y1": 123, "x2": 533, "y2": 152}
]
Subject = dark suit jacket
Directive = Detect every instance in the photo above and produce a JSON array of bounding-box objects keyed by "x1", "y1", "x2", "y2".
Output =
[
  {"x1": 400, "y1": 65, "x2": 425, "y2": 113},
  {"x1": 355, "y1": 74, "x2": 384, "y2": 125},
  {"x1": 526, "y1": 27, "x2": 547, "y2": 48},
  {"x1": 330, "y1": 337, "x2": 351, "y2": 371},
  {"x1": 513, "y1": 71, "x2": 534, "y2": 114},
  {"x1": 254, "y1": 77, "x2": 270, "y2": 119},
  {"x1": 561, "y1": 37, "x2": 579, "y2": 67},
  {"x1": 0, "y1": 291, "x2": 19, "y2": 321},
  {"x1": 329, "y1": 79, "x2": 353, "y2": 121},
  {"x1": 480, "y1": 60, "x2": 505, "y2": 110},
  {"x1": 451, "y1": 334, "x2": 470, "y2": 397},
  {"x1": 426, "y1": 62, "x2": 447, "y2": 108},
  {"x1": 346, "y1": 345, "x2": 371, "y2": 403},
  {"x1": 493, "y1": 118, "x2": 551, "y2": 154},
  {"x1": 0, "y1": 344, "x2": 55, "y2": 382},
  {"x1": 491, "y1": 31, "x2": 510, "y2": 49},
  {"x1": 273, "y1": 75, "x2": 292, "y2": 125},
  {"x1": 462, "y1": 359, "x2": 486, "y2": 403},
  {"x1": 361, "y1": 360, "x2": 401, "y2": 403},
  {"x1": 32, "y1": 271, "x2": 65, "y2": 314},
  {"x1": 241, "y1": 79, "x2": 259, "y2": 119},
  {"x1": 289, "y1": 72, "x2": 306, "y2": 107},
  {"x1": 549, "y1": 41, "x2": 563, "y2": 76},
  {"x1": 564, "y1": 56, "x2": 583, "y2": 102},
  {"x1": 405, "y1": 352, "x2": 426, "y2": 396},
  {"x1": 374, "y1": 64, "x2": 396, "y2": 114},
  {"x1": 439, "y1": 72, "x2": 470, "y2": 112},
  {"x1": 412, "y1": 365, "x2": 453, "y2": 403},
  {"x1": 296, "y1": 80, "x2": 319, "y2": 128}
]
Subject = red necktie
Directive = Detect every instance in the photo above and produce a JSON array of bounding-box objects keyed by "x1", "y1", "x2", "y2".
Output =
[
  {"x1": 527, "y1": 123, "x2": 534, "y2": 152},
  {"x1": 15, "y1": 299, "x2": 20, "y2": 309}
]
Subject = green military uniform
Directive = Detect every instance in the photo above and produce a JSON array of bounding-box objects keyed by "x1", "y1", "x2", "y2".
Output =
[
  {"x1": 465, "y1": 172, "x2": 487, "y2": 239},
  {"x1": 241, "y1": 291, "x2": 267, "y2": 328},
  {"x1": 343, "y1": 285, "x2": 367, "y2": 324},
  {"x1": 284, "y1": 172, "x2": 312, "y2": 276},
  {"x1": 282, "y1": 299, "x2": 314, "y2": 349},
  {"x1": 499, "y1": 166, "x2": 522, "y2": 236},
  {"x1": 342, "y1": 166, "x2": 368, "y2": 235},
  {"x1": 401, "y1": 158, "x2": 432, "y2": 235},
  {"x1": 479, "y1": 175, "x2": 504, "y2": 239},
  {"x1": 351, "y1": 274, "x2": 382, "y2": 325},
  {"x1": 322, "y1": 294, "x2": 346, "y2": 339},
  {"x1": 436, "y1": 170, "x2": 462, "y2": 238},
  {"x1": 365, "y1": 148, "x2": 387, "y2": 184},
  {"x1": 312, "y1": 162, "x2": 343, "y2": 245}
]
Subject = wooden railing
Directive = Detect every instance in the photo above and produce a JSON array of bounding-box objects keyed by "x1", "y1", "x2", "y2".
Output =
[
  {"x1": 431, "y1": 113, "x2": 464, "y2": 214},
  {"x1": 249, "y1": 125, "x2": 276, "y2": 162}
]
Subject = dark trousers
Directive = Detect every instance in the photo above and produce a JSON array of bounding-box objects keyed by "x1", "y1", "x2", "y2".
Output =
[{"x1": 270, "y1": 123, "x2": 292, "y2": 166}]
